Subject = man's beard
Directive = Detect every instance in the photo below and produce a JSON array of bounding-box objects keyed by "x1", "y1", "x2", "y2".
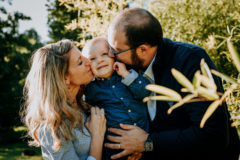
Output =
[{"x1": 130, "y1": 49, "x2": 145, "y2": 70}]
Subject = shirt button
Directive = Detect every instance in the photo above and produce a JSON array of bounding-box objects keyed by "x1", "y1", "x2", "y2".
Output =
[
  {"x1": 138, "y1": 81, "x2": 142, "y2": 84},
  {"x1": 120, "y1": 97, "x2": 124, "y2": 100},
  {"x1": 128, "y1": 109, "x2": 131, "y2": 113},
  {"x1": 112, "y1": 85, "x2": 115, "y2": 88}
]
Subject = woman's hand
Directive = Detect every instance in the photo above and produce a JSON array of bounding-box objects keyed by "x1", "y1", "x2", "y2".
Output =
[
  {"x1": 113, "y1": 62, "x2": 130, "y2": 78},
  {"x1": 85, "y1": 107, "x2": 106, "y2": 160},
  {"x1": 85, "y1": 107, "x2": 106, "y2": 138}
]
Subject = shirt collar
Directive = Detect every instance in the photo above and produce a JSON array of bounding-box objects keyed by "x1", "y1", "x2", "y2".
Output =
[{"x1": 143, "y1": 55, "x2": 156, "y2": 83}]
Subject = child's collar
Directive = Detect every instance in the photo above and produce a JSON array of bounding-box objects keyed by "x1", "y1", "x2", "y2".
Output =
[
  {"x1": 95, "y1": 71, "x2": 117, "y2": 81},
  {"x1": 96, "y1": 77, "x2": 106, "y2": 81}
]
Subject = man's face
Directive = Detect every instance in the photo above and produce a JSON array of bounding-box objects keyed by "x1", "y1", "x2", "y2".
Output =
[{"x1": 108, "y1": 29, "x2": 144, "y2": 69}]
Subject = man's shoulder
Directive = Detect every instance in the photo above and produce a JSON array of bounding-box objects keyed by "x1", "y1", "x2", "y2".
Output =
[
  {"x1": 162, "y1": 38, "x2": 209, "y2": 63},
  {"x1": 163, "y1": 38, "x2": 205, "y2": 53}
]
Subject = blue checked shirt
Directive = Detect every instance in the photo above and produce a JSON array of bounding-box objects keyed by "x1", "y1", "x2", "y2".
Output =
[{"x1": 85, "y1": 69, "x2": 151, "y2": 131}]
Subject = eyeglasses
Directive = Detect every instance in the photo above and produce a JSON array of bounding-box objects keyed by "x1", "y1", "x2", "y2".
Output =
[{"x1": 108, "y1": 46, "x2": 135, "y2": 56}]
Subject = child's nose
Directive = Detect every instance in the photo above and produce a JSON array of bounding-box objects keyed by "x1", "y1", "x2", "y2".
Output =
[{"x1": 97, "y1": 57, "x2": 104, "y2": 64}]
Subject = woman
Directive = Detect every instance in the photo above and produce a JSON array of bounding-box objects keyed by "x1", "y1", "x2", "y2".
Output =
[{"x1": 22, "y1": 39, "x2": 106, "y2": 160}]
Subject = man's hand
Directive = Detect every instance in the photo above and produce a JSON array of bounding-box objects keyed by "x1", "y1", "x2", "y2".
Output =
[
  {"x1": 127, "y1": 152, "x2": 142, "y2": 160},
  {"x1": 104, "y1": 123, "x2": 149, "y2": 159}
]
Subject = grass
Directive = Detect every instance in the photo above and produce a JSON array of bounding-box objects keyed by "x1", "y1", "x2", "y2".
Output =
[
  {"x1": 0, "y1": 126, "x2": 42, "y2": 160},
  {"x1": 0, "y1": 142, "x2": 43, "y2": 160}
]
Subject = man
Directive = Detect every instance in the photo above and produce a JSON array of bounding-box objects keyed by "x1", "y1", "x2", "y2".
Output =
[{"x1": 105, "y1": 8, "x2": 240, "y2": 160}]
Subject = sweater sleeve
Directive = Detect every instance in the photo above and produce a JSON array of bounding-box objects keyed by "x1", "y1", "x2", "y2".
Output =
[{"x1": 39, "y1": 126, "x2": 94, "y2": 160}]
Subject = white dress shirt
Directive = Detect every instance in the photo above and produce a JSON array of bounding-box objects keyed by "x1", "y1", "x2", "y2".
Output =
[{"x1": 143, "y1": 57, "x2": 156, "y2": 121}]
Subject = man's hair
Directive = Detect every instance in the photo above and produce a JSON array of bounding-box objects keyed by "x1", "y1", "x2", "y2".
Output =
[{"x1": 109, "y1": 8, "x2": 163, "y2": 48}]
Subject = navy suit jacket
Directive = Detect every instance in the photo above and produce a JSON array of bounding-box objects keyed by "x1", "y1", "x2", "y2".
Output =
[{"x1": 145, "y1": 38, "x2": 239, "y2": 160}]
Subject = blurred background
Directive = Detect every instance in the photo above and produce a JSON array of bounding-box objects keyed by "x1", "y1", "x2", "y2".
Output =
[{"x1": 0, "y1": 0, "x2": 239, "y2": 159}]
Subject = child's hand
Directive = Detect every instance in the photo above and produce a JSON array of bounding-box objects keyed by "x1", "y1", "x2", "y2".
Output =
[{"x1": 113, "y1": 62, "x2": 130, "y2": 78}]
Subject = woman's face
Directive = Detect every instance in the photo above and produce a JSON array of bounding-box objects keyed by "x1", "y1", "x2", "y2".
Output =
[{"x1": 66, "y1": 47, "x2": 94, "y2": 86}]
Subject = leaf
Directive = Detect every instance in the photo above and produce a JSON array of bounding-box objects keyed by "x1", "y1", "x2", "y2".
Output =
[
  {"x1": 171, "y1": 69, "x2": 194, "y2": 93},
  {"x1": 145, "y1": 84, "x2": 182, "y2": 101},
  {"x1": 200, "y1": 59, "x2": 215, "y2": 83},
  {"x1": 168, "y1": 94, "x2": 196, "y2": 114},
  {"x1": 143, "y1": 96, "x2": 179, "y2": 103},
  {"x1": 181, "y1": 88, "x2": 190, "y2": 92},
  {"x1": 196, "y1": 86, "x2": 219, "y2": 100},
  {"x1": 211, "y1": 70, "x2": 238, "y2": 84},
  {"x1": 227, "y1": 38, "x2": 240, "y2": 72},
  {"x1": 231, "y1": 121, "x2": 240, "y2": 127},
  {"x1": 192, "y1": 71, "x2": 201, "y2": 89},
  {"x1": 200, "y1": 100, "x2": 221, "y2": 128},
  {"x1": 199, "y1": 75, "x2": 217, "y2": 91}
]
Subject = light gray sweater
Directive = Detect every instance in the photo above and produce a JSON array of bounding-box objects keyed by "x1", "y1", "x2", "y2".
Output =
[{"x1": 39, "y1": 115, "x2": 96, "y2": 160}]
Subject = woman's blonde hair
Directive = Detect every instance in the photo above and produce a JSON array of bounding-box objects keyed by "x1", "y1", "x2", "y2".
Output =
[{"x1": 22, "y1": 39, "x2": 86, "y2": 150}]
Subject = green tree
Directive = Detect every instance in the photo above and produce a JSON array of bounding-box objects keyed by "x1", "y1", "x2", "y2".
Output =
[
  {"x1": 0, "y1": 0, "x2": 43, "y2": 143},
  {"x1": 146, "y1": 0, "x2": 240, "y2": 77},
  {"x1": 57, "y1": 0, "x2": 128, "y2": 47},
  {"x1": 46, "y1": 0, "x2": 82, "y2": 42}
]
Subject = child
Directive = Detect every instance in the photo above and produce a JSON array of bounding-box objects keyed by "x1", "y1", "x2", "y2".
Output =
[{"x1": 83, "y1": 37, "x2": 150, "y2": 160}]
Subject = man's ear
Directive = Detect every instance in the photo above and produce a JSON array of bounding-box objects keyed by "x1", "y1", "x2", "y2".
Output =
[{"x1": 136, "y1": 44, "x2": 149, "y2": 57}]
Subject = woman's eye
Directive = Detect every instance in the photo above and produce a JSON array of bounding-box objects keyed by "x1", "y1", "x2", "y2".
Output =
[
  {"x1": 79, "y1": 61, "x2": 83, "y2": 65},
  {"x1": 90, "y1": 58, "x2": 95, "y2": 61}
]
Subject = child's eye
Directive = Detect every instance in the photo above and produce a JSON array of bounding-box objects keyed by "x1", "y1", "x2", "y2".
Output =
[{"x1": 90, "y1": 57, "x2": 96, "y2": 61}]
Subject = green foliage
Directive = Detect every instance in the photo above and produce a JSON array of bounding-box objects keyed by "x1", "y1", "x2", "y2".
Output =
[
  {"x1": 0, "y1": 142, "x2": 42, "y2": 160},
  {"x1": 147, "y1": 0, "x2": 240, "y2": 77},
  {"x1": 225, "y1": 81, "x2": 240, "y2": 132},
  {"x1": 46, "y1": 0, "x2": 82, "y2": 42},
  {"x1": 0, "y1": 0, "x2": 43, "y2": 142},
  {"x1": 58, "y1": 0, "x2": 128, "y2": 47}
]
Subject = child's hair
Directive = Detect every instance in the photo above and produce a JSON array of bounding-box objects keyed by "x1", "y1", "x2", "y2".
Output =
[{"x1": 82, "y1": 36, "x2": 109, "y2": 58}]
